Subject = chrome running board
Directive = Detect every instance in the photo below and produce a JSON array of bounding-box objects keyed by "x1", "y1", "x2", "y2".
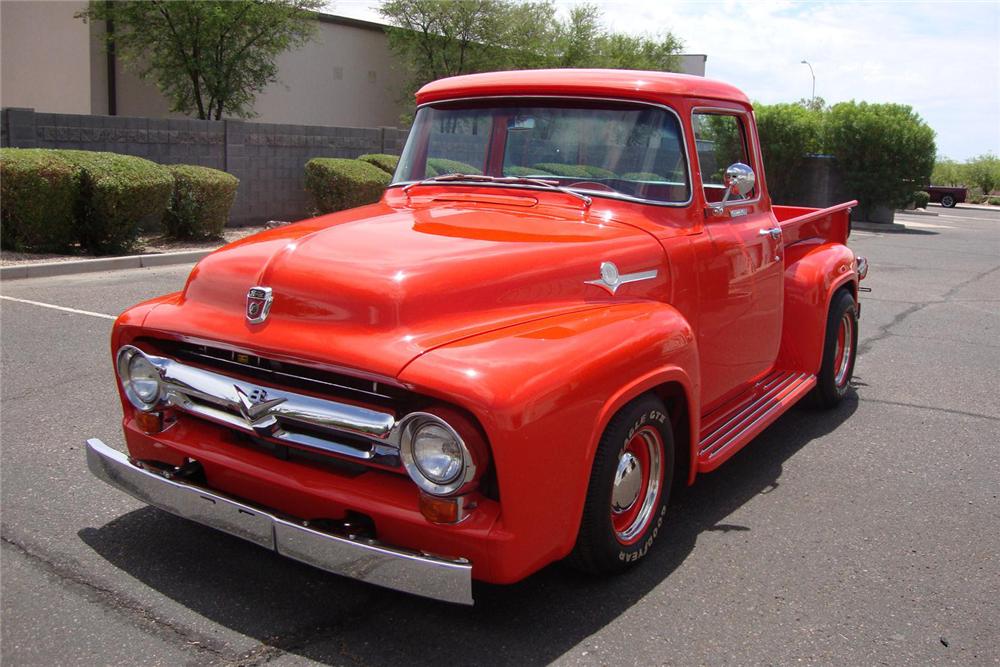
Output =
[{"x1": 698, "y1": 370, "x2": 816, "y2": 472}]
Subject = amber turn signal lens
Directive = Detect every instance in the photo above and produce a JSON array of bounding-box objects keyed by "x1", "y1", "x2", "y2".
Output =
[
  {"x1": 419, "y1": 492, "x2": 474, "y2": 524},
  {"x1": 135, "y1": 411, "x2": 163, "y2": 434}
]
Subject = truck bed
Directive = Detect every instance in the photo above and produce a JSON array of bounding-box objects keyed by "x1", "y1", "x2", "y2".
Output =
[{"x1": 773, "y1": 200, "x2": 858, "y2": 247}]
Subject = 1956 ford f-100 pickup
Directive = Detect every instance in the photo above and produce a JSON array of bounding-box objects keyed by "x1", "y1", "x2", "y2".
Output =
[{"x1": 86, "y1": 69, "x2": 867, "y2": 605}]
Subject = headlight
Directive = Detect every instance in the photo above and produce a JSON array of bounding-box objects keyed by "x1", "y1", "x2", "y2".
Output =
[
  {"x1": 399, "y1": 413, "x2": 475, "y2": 496},
  {"x1": 117, "y1": 346, "x2": 163, "y2": 411}
]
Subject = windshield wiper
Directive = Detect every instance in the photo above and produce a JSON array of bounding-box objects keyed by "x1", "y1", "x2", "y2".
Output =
[{"x1": 401, "y1": 173, "x2": 592, "y2": 206}]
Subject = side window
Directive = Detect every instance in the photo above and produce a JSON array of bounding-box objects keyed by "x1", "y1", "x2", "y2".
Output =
[{"x1": 692, "y1": 112, "x2": 754, "y2": 203}]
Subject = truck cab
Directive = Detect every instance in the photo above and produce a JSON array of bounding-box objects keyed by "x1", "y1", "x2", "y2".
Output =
[{"x1": 87, "y1": 69, "x2": 866, "y2": 605}]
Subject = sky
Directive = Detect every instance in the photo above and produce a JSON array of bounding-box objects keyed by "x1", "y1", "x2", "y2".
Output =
[{"x1": 327, "y1": 0, "x2": 1000, "y2": 161}]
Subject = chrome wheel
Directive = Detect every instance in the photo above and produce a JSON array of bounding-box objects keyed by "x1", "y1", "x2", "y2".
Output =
[
  {"x1": 611, "y1": 426, "x2": 663, "y2": 545},
  {"x1": 833, "y1": 312, "x2": 854, "y2": 388}
]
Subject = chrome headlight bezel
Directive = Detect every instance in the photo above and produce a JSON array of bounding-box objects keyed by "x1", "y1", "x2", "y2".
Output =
[
  {"x1": 398, "y1": 412, "x2": 476, "y2": 496},
  {"x1": 116, "y1": 345, "x2": 164, "y2": 412}
]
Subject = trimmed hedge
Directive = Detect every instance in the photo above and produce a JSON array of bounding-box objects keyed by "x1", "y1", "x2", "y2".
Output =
[
  {"x1": 357, "y1": 153, "x2": 400, "y2": 175},
  {"x1": 532, "y1": 163, "x2": 593, "y2": 178},
  {"x1": 0, "y1": 148, "x2": 173, "y2": 254},
  {"x1": 164, "y1": 165, "x2": 239, "y2": 239},
  {"x1": 913, "y1": 190, "x2": 930, "y2": 209},
  {"x1": 579, "y1": 165, "x2": 617, "y2": 179},
  {"x1": 621, "y1": 172, "x2": 666, "y2": 181},
  {"x1": 60, "y1": 150, "x2": 173, "y2": 253},
  {"x1": 305, "y1": 158, "x2": 390, "y2": 214},
  {"x1": 504, "y1": 166, "x2": 554, "y2": 177},
  {"x1": 426, "y1": 158, "x2": 481, "y2": 175},
  {"x1": 0, "y1": 148, "x2": 80, "y2": 252}
]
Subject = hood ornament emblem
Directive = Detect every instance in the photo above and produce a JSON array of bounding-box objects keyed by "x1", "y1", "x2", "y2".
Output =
[
  {"x1": 233, "y1": 385, "x2": 286, "y2": 426},
  {"x1": 246, "y1": 286, "x2": 273, "y2": 323},
  {"x1": 585, "y1": 261, "x2": 658, "y2": 295}
]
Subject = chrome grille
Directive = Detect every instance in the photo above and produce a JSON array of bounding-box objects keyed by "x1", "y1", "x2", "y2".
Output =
[{"x1": 137, "y1": 348, "x2": 402, "y2": 468}]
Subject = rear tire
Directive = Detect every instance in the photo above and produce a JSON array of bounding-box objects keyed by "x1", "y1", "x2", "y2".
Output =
[
  {"x1": 941, "y1": 194, "x2": 956, "y2": 208},
  {"x1": 811, "y1": 289, "x2": 858, "y2": 408},
  {"x1": 569, "y1": 395, "x2": 674, "y2": 574}
]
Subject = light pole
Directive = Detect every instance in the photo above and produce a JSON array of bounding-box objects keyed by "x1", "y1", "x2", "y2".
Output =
[{"x1": 800, "y1": 60, "x2": 815, "y2": 104}]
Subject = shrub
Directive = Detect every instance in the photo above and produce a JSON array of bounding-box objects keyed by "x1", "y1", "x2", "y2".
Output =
[
  {"x1": 358, "y1": 153, "x2": 400, "y2": 175},
  {"x1": 931, "y1": 158, "x2": 966, "y2": 187},
  {"x1": 532, "y1": 163, "x2": 593, "y2": 178},
  {"x1": 825, "y1": 101, "x2": 936, "y2": 220},
  {"x1": 60, "y1": 150, "x2": 173, "y2": 253},
  {"x1": 754, "y1": 102, "x2": 824, "y2": 203},
  {"x1": 163, "y1": 165, "x2": 239, "y2": 239},
  {"x1": 621, "y1": 172, "x2": 666, "y2": 181},
  {"x1": 0, "y1": 148, "x2": 81, "y2": 252},
  {"x1": 913, "y1": 190, "x2": 930, "y2": 209},
  {"x1": 426, "y1": 158, "x2": 481, "y2": 175},
  {"x1": 580, "y1": 165, "x2": 617, "y2": 178},
  {"x1": 305, "y1": 158, "x2": 390, "y2": 214},
  {"x1": 964, "y1": 153, "x2": 1000, "y2": 196},
  {"x1": 989, "y1": 196, "x2": 1000, "y2": 206},
  {"x1": 504, "y1": 166, "x2": 553, "y2": 177}
]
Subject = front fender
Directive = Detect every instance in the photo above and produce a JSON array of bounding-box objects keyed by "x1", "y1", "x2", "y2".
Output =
[
  {"x1": 777, "y1": 241, "x2": 858, "y2": 373},
  {"x1": 397, "y1": 301, "x2": 698, "y2": 582}
]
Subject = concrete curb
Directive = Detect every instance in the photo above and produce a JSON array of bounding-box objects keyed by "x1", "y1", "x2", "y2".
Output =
[
  {"x1": 896, "y1": 209, "x2": 939, "y2": 217},
  {"x1": 853, "y1": 221, "x2": 907, "y2": 232},
  {"x1": 0, "y1": 250, "x2": 211, "y2": 281}
]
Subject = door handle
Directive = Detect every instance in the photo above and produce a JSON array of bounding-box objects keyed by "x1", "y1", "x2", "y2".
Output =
[{"x1": 759, "y1": 227, "x2": 782, "y2": 239}]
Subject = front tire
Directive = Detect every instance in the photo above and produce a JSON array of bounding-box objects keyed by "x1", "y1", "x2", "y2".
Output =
[
  {"x1": 811, "y1": 289, "x2": 858, "y2": 408},
  {"x1": 570, "y1": 395, "x2": 674, "y2": 573},
  {"x1": 941, "y1": 194, "x2": 956, "y2": 208}
]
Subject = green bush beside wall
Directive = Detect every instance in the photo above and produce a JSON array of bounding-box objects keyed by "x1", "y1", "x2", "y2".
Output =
[
  {"x1": 357, "y1": 153, "x2": 400, "y2": 175},
  {"x1": 60, "y1": 150, "x2": 174, "y2": 253},
  {"x1": 305, "y1": 158, "x2": 391, "y2": 214},
  {"x1": 163, "y1": 165, "x2": 240, "y2": 239},
  {"x1": 0, "y1": 148, "x2": 80, "y2": 252}
]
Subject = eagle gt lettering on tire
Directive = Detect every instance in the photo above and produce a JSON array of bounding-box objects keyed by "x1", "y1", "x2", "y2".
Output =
[{"x1": 570, "y1": 395, "x2": 675, "y2": 573}]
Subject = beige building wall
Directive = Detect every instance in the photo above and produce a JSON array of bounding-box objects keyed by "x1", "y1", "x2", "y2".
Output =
[
  {"x1": 113, "y1": 16, "x2": 407, "y2": 127},
  {"x1": 0, "y1": 0, "x2": 95, "y2": 113}
]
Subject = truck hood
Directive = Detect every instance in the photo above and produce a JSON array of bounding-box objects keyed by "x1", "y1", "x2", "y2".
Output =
[{"x1": 141, "y1": 197, "x2": 666, "y2": 379}]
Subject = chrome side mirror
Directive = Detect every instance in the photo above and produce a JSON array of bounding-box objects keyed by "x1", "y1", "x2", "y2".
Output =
[{"x1": 710, "y1": 162, "x2": 755, "y2": 215}]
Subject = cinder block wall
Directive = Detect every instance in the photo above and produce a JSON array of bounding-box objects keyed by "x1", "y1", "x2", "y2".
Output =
[{"x1": 1, "y1": 108, "x2": 408, "y2": 225}]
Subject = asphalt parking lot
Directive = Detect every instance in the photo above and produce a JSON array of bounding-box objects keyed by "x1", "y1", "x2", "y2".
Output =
[{"x1": 2, "y1": 206, "x2": 998, "y2": 666}]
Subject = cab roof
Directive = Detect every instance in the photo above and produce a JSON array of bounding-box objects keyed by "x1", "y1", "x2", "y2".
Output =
[{"x1": 415, "y1": 69, "x2": 751, "y2": 107}]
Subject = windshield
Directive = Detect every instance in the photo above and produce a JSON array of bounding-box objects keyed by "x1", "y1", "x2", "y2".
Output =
[{"x1": 393, "y1": 100, "x2": 690, "y2": 205}]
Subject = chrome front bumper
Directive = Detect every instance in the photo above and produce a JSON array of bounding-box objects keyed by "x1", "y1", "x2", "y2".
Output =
[{"x1": 85, "y1": 438, "x2": 473, "y2": 605}]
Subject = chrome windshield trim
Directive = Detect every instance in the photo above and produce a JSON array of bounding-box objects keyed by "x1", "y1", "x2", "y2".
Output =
[
  {"x1": 120, "y1": 346, "x2": 399, "y2": 464},
  {"x1": 391, "y1": 94, "x2": 694, "y2": 209}
]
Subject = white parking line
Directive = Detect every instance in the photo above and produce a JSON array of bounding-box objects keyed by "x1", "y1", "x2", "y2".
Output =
[{"x1": 0, "y1": 295, "x2": 117, "y2": 320}]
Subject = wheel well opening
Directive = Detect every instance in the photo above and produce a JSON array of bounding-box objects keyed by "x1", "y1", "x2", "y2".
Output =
[{"x1": 651, "y1": 382, "x2": 692, "y2": 491}]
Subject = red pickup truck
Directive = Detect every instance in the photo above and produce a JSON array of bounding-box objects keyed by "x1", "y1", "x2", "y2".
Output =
[{"x1": 87, "y1": 69, "x2": 867, "y2": 605}]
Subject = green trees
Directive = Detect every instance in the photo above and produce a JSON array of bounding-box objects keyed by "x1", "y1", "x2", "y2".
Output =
[
  {"x1": 825, "y1": 101, "x2": 936, "y2": 217},
  {"x1": 79, "y1": 1, "x2": 321, "y2": 120},
  {"x1": 962, "y1": 154, "x2": 1000, "y2": 197},
  {"x1": 378, "y1": 0, "x2": 682, "y2": 115},
  {"x1": 754, "y1": 103, "x2": 824, "y2": 203},
  {"x1": 755, "y1": 100, "x2": 936, "y2": 216}
]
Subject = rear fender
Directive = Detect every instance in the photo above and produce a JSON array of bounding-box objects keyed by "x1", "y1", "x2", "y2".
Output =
[
  {"x1": 397, "y1": 301, "x2": 699, "y2": 580},
  {"x1": 776, "y1": 242, "x2": 858, "y2": 373}
]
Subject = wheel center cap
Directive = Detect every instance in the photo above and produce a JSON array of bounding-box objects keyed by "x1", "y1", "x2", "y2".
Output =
[{"x1": 612, "y1": 451, "x2": 642, "y2": 513}]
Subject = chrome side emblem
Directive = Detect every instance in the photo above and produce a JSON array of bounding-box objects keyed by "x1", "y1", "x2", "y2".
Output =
[
  {"x1": 233, "y1": 384, "x2": 286, "y2": 426},
  {"x1": 246, "y1": 286, "x2": 273, "y2": 323},
  {"x1": 585, "y1": 261, "x2": 658, "y2": 295}
]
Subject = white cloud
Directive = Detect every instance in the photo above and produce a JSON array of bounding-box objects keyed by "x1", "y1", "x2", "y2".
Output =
[{"x1": 329, "y1": 0, "x2": 1000, "y2": 159}]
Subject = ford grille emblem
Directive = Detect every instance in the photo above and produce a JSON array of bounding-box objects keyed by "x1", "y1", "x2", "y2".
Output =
[{"x1": 246, "y1": 286, "x2": 273, "y2": 323}]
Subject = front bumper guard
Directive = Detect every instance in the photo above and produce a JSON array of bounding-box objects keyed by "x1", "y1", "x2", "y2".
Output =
[{"x1": 85, "y1": 438, "x2": 473, "y2": 605}]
